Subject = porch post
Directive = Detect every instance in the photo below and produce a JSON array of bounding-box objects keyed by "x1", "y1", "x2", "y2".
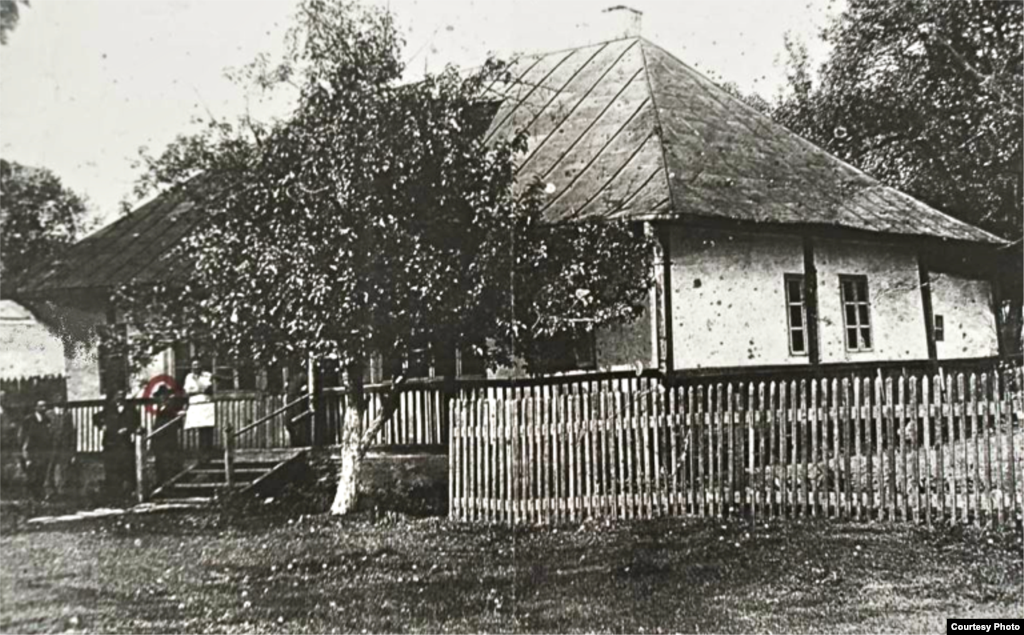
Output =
[
  {"x1": 222, "y1": 420, "x2": 235, "y2": 489},
  {"x1": 802, "y1": 236, "x2": 820, "y2": 365},
  {"x1": 657, "y1": 224, "x2": 674, "y2": 374},
  {"x1": 308, "y1": 354, "x2": 318, "y2": 447},
  {"x1": 918, "y1": 253, "x2": 938, "y2": 362},
  {"x1": 134, "y1": 432, "x2": 146, "y2": 503}
]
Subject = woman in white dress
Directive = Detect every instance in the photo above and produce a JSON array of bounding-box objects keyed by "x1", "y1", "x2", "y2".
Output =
[{"x1": 183, "y1": 359, "x2": 215, "y2": 457}]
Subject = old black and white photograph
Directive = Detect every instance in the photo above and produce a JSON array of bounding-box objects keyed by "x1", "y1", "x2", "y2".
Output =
[{"x1": 1, "y1": 0, "x2": 1022, "y2": 632}]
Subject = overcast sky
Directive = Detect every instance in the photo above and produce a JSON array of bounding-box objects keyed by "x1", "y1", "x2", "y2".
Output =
[{"x1": 0, "y1": 0, "x2": 841, "y2": 228}]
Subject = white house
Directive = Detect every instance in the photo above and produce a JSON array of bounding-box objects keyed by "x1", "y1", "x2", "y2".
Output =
[{"x1": 12, "y1": 34, "x2": 1009, "y2": 400}]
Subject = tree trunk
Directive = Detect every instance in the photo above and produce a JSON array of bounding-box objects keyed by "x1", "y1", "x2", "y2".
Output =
[
  {"x1": 330, "y1": 369, "x2": 365, "y2": 515},
  {"x1": 330, "y1": 435, "x2": 361, "y2": 515},
  {"x1": 329, "y1": 366, "x2": 404, "y2": 516}
]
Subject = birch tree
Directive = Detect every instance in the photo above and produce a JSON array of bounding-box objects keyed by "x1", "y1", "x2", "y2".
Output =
[{"x1": 117, "y1": 0, "x2": 653, "y2": 514}]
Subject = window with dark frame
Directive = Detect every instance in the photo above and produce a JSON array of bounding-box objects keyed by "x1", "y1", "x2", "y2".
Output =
[
  {"x1": 784, "y1": 274, "x2": 809, "y2": 356},
  {"x1": 934, "y1": 314, "x2": 944, "y2": 342},
  {"x1": 840, "y1": 275, "x2": 872, "y2": 351}
]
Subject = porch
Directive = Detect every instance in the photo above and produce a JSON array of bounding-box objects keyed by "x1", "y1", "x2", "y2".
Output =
[
  {"x1": 59, "y1": 380, "x2": 451, "y2": 504},
  {"x1": 55, "y1": 357, "x2": 1024, "y2": 520}
]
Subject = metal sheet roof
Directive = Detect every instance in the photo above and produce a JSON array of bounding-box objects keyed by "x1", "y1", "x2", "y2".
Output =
[
  {"x1": 489, "y1": 38, "x2": 1004, "y2": 245},
  {"x1": 17, "y1": 36, "x2": 1005, "y2": 297}
]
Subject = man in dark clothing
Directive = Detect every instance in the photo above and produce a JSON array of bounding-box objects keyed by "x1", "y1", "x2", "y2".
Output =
[
  {"x1": 19, "y1": 401, "x2": 52, "y2": 500},
  {"x1": 46, "y1": 406, "x2": 77, "y2": 498},
  {"x1": 151, "y1": 386, "x2": 185, "y2": 484},
  {"x1": 95, "y1": 390, "x2": 140, "y2": 501},
  {"x1": 284, "y1": 368, "x2": 309, "y2": 447}
]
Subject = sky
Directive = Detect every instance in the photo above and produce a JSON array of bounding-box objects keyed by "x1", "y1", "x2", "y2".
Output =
[{"x1": 0, "y1": 0, "x2": 841, "y2": 229}]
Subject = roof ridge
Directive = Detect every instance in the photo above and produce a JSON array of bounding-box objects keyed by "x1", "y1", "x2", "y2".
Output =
[
  {"x1": 638, "y1": 38, "x2": 873, "y2": 185},
  {"x1": 635, "y1": 37, "x2": 1006, "y2": 245},
  {"x1": 637, "y1": 37, "x2": 679, "y2": 221},
  {"x1": 507, "y1": 35, "x2": 640, "y2": 65}
]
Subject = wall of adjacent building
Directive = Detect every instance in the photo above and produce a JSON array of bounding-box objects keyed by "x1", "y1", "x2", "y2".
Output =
[
  {"x1": 669, "y1": 228, "x2": 809, "y2": 370},
  {"x1": 664, "y1": 227, "x2": 997, "y2": 371},
  {"x1": 0, "y1": 300, "x2": 64, "y2": 381},
  {"x1": 930, "y1": 272, "x2": 998, "y2": 360},
  {"x1": 814, "y1": 238, "x2": 929, "y2": 364}
]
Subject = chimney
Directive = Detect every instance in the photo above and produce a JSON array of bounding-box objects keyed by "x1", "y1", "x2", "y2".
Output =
[{"x1": 602, "y1": 5, "x2": 643, "y2": 39}]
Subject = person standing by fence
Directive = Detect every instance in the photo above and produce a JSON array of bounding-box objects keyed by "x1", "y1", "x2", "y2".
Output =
[
  {"x1": 184, "y1": 359, "x2": 215, "y2": 459},
  {"x1": 18, "y1": 400, "x2": 52, "y2": 501},
  {"x1": 95, "y1": 390, "x2": 140, "y2": 501},
  {"x1": 151, "y1": 386, "x2": 185, "y2": 484},
  {"x1": 45, "y1": 405, "x2": 77, "y2": 498}
]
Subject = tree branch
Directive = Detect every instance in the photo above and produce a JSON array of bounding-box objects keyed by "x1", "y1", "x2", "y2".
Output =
[
  {"x1": 356, "y1": 374, "x2": 406, "y2": 454},
  {"x1": 933, "y1": 34, "x2": 1022, "y2": 117}
]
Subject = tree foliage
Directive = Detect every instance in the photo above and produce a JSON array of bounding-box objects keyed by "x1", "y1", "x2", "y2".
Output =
[
  {"x1": 120, "y1": 0, "x2": 651, "y2": 374},
  {"x1": 773, "y1": 0, "x2": 1023, "y2": 242},
  {"x1": 1, "y1": 159, "x2": 91, "y2": 292},
  {"x1": 118, "y1": 0, "x2": 653, "y2": 511},
  {"x1": 0, "y1": 0, "x2": 27, "y2": 45},
  {"x1": 117, "y1": 0, "x2": 652, "y2": 511}
]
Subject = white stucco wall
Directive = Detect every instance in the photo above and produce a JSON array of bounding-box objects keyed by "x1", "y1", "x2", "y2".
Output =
[
  {"x1": 0, "y1": 301, "x2": 64, "y2": 379},
  {"x1": 59, "y1": 304, "x2": 106, "y2": 401},
  {"x1": 815, "y1": 239, "x2": 929, "y2": 364},
  {"x1": 664, "y1": 229, "x2": 987, "y2": 370},
  {"x1": 669, "y1": 228, "x2": 809, "y2": 370},
  {"x1": 930, "y1": 272, "x2": 998, "y2": 359}
]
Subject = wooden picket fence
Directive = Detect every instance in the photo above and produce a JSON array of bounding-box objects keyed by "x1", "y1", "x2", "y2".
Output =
[
  {"x1": 450, "y1": 366, "x2": 1024, "y2": 526},
  {"x1": 323, "y1": 381, "x2": 448, "y2": 446}
]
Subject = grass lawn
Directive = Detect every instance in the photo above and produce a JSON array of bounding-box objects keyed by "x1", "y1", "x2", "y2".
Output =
[{"x1": 1, "y1": 507, "x2": 1021, "y2": 634}]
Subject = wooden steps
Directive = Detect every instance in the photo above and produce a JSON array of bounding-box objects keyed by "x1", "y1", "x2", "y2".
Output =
[{"x1": 149, "y1": 448, "x2": 307, "y2": 503}]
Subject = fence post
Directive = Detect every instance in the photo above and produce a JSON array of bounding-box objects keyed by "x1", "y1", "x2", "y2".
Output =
[
  {"x1": 308, "y1": 355, "x2": 318, "y2": 448},
  {"x1": 223, "y1": 421, "x2": 235, "y2": 490},
  {"x1": 135, "y1": 432, "x2": 146, "y2": 504}
]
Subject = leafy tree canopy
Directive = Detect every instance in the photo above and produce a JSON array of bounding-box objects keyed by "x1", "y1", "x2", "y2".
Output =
[
  {"x1": 1, "y1": 159, "x2": 91, "y2": 292},
  {"x1": 118, "y1": 0, "x2": 653, "y2": 382},
  {"x1": 773, "y1": 0, "x2": 1023, "y2": 242},
  {"x1": 0, "y1": 0, "x2": 27, "y2": 45},
  {"x1": 119, "y1": 0, "x2": 653, "y2": 513}
]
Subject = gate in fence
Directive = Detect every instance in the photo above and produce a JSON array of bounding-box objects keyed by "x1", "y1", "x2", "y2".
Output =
[{"x1": 450, "y1": 366, "x2": 1024, "y2": 526}]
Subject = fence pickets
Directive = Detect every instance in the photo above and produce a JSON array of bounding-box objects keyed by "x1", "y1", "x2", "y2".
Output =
[{"x1": 451, "y1": 368, "x2": 1024, "y2": 527}]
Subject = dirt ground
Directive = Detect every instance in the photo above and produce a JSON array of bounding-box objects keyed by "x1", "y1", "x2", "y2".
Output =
[{"x1": 1, "y1": 506, "x2": 1021, "y2": 634}]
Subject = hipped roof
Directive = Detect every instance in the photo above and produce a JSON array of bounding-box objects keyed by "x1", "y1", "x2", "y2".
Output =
[
  {"x1": 16, "y1": 37, "x2": 1005, "y2": 298},
  {"x1": 489, "y1": 37, "x2": 1004, "y2": 242}
]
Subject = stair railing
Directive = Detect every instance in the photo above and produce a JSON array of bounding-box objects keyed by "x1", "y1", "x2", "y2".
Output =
[
  {"x1": 223, "y1": 393, "x2": 311, "y2": 487},
  {"x1": 135, "y1": 411, "x2": 185, "y2": 503}
]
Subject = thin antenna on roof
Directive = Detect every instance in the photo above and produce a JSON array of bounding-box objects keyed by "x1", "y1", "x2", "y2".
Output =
[{"x1": 602, "y1": 5, "x2": 643, "y2": 38}]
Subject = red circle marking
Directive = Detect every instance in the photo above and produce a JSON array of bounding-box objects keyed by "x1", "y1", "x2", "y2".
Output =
[{"x1": 142, "y1": 374, "x2": 183, "y2": 415}]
